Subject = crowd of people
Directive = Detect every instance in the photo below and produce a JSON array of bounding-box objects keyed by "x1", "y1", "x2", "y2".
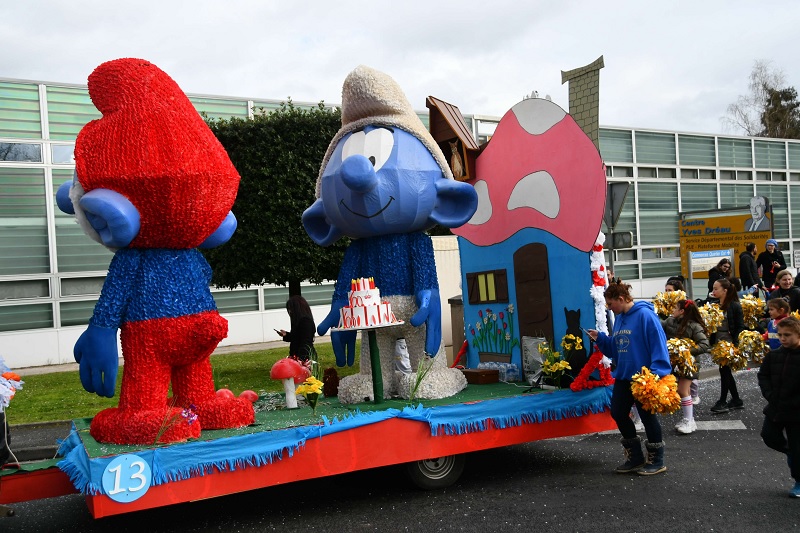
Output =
[{"x1": 586, "y1": 238, "x2": 800, "y2": 496}]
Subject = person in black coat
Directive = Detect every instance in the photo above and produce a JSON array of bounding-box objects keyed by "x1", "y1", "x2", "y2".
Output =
[
  {"x1": 707, "y1": 258, "x2": 732, "y2": 295},
  {"x1": 757, "y1": 239, "x2": 786, "y2": 289},
  {"x1": 769, "y1": 270, "x2": 800, "y2": 312},
  {"x1": 757, "y1": 315, "x2": 800, "y2": 497},
  {"x1": 278, "y1": 295, "x2": 316, "y2": 361},
  {"x1": 738, "y1": 243, "x2": 762, "y2": 290},
  {"x1": 709, "y1": 278, "x2": 745, "y2": 414}
]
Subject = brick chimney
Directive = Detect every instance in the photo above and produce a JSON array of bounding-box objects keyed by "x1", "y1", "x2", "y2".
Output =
[{"x1": 561, "y1": 55, "x2": 604, "y2": 149}]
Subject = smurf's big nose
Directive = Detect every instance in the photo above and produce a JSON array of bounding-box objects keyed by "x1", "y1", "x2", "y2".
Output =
[{"x1": 340, "y1": 155, "x2": 378, "y2": 193}]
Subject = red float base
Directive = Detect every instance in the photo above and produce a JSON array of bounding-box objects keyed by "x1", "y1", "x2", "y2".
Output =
[{"x1": 1, "y1": 403, "x2": 615, "y2": 518}]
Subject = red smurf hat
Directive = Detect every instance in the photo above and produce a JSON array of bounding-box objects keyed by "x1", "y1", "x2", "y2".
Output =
[{"x1": 74, "y1": 58, "x2": 240, "y2": 249}]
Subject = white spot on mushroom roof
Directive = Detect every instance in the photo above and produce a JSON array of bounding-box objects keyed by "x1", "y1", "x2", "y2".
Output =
[
  {"x1": 466, "y1": 180, "x2": 492, "y2": 225},
  {"x1": 511, "y1": 98, "x2": 567, "y2": 135},
  {"x1": 507, "y1": 170, "x2": 560, "y2": 218}
]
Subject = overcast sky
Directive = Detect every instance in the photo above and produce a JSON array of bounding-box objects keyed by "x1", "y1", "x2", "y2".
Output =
[{"x1": 3, "y1": 1, "x2": 799, "y2": 136}]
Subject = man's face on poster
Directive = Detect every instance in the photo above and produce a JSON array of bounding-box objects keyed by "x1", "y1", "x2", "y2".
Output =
[{"x1": 750, "y1": 198, "x2": 765, "y2": 219}]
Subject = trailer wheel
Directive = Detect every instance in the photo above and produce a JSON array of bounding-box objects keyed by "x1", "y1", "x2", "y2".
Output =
[{"x1": 405, "y1": 454, "x2": 465, "y2": 490}]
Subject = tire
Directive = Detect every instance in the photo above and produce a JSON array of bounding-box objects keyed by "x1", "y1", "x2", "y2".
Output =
[{"x1": 405, "y1": 454, "x2": 466, "y2": 490}]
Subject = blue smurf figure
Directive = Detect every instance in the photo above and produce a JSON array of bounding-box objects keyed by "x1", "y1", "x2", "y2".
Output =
[{"x1": 302, "y1": 66, "x2": 478, "y2": 403}]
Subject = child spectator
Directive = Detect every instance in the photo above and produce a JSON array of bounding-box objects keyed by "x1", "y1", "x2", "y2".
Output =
[
  {"x1": 764, "y1": 298, "x2": 791, "y2": 351},
  {"x1": 661, "y1": 299, "x2": 710, "y2": 434},
  {"x1": 757, "y1": 316, "x2": 800, "y2": 498}
]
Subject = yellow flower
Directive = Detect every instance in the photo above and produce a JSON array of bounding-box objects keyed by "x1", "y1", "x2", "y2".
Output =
[
  {"x1": 537, "y1": 342, "x2": 550, "y2": 355},
  {"x1": 296, "y1": 376, "x2": 324, "y2": 395},
  {"x1": 561, "y1": 334, "x2": 583, "y2": 352}
]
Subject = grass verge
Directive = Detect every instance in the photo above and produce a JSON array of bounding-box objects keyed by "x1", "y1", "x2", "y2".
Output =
[{"x1": 9, "y1": 342, "x2": 360, "y2": 425}]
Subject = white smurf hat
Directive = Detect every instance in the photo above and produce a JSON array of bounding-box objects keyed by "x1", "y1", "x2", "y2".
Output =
[{"x1": 316, "y1": 65, "x2": 452, "y2": 196}]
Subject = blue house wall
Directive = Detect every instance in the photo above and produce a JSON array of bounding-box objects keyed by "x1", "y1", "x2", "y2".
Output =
[{"x1": 458, "y1": 228, "x2": 594, "y2": 371}]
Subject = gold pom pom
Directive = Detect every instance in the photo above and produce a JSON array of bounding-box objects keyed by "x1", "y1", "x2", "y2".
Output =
[
  {"x1": 631, "y1": 367, "x2": 681, "y2": 414},
  {"x1": 699, "y1": 303, "x2": 723, "y2": 334},
  {"x1": 710, "y1": 340, "x2": 748, "y2": 371},
  {"x1": 737, "y1": 330, "x2": 768, "y2": 364},
  {"x1": 653, "y1": 290, "x2": 687, "y2": 318},
  {"x1": 740, "y1": 295, "x2": 766, "y2": 329},
  {"x1": 666, "y1": 338, "x2": 698, "y2": 375}
]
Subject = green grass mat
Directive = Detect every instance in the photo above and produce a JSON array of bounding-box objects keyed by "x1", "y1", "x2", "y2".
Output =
[
  {"x1": 67, "y1": 381, "x2": 544, "y2": 458},
  {"x1": 0, "y1": 458, "x2": 62, "y2": 477}
]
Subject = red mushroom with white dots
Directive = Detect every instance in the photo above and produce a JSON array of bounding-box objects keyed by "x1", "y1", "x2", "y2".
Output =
[{"x1": 270, "y1": 358, "x2": 310, "y2": 409}]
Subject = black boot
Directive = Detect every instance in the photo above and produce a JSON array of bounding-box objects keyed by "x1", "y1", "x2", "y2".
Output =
[
  {"x1": 638, "y1": 440, "x2": 667, "y2": 475},
  {"x1": 616, "y1": 436, "x2": 645, "y2": 473}
]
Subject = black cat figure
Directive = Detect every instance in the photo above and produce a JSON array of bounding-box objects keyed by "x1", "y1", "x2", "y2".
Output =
[{"x1": 563, "y1": 307, "x2": 588, "y2": 382}]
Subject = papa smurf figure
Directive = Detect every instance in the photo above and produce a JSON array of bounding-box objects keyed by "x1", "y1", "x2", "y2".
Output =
[
  {"x1": 56, "y1": 58, "x2": 254, "y2": 444},
  {"x1": 302, "y1": 66, "x2": 478, "y2": 403}
]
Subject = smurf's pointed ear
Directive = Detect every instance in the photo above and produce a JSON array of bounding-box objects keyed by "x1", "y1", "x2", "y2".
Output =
[
  {"x1": 302, "y1": 198, "x2": 342, "y2": 246},
  {"x1": 56, "y1": 180, "x2": 76, "y2": 214},
  {"x1": 428, "y1": 179, "x2": 478, "y2": 228},
  {"x1": 199, "y1": 211, "x2": 237, "y2": 249},
  {"x1": 79, "y1": 189, "x2": 140, "y2": 248}
]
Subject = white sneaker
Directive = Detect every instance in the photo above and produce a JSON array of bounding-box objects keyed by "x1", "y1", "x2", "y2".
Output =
[
  {"x1": 675, "y1": 418, "x2": 697, "y2": 434},
  {"x1": 634, "y1": 420, "x2": 645, "y2": 432},
  {"x1": 692, "y1": 395, "x2": 700, "y2": 405}
]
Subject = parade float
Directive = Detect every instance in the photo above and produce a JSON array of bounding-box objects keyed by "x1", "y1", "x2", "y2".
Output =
[{"x1": 0, "y1": 62, "x2": 615, "y2": 519}]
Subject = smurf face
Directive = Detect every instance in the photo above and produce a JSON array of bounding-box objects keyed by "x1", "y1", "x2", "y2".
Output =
[{"x1": 318, "y1": 125, "x2": 441, "y2": 238}]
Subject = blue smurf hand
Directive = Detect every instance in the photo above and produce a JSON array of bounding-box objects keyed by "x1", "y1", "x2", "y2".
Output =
[
  {"x1": 410, "y1": 288, "x2": 442, "y2": 355},
  {"x1": 317, "y1": 300, "x2": 346, "y2": 336},
  {"x1": 74, "y1": 324, "x2": 119, "y2": 398}
]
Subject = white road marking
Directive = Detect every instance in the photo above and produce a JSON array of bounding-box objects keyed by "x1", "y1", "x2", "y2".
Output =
[
  {"x1": 695, "y1": 420, "x2": 747, "y2": 431},
  {"x1": 578, "y1": 419, "x2": 748, "y2": 438}
]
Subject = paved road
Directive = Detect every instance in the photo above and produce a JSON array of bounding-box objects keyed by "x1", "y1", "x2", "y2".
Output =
[{"x1": 2, "y1": 370, "x2": 797, "y2": 532}]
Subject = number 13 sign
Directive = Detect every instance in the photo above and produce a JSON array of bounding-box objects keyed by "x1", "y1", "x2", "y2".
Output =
[{"x1": 101, "y1": 454, "x2": 152, "y2": 503}]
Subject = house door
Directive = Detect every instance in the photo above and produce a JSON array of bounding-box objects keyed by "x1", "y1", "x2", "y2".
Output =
[{"x1": 513, "y1": 243, "x2": 553, "y2": 341}]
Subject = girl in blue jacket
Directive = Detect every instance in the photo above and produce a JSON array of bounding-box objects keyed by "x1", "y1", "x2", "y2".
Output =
[{"x1": 589, "y1": 281, "x2": 672, "y2": 475}]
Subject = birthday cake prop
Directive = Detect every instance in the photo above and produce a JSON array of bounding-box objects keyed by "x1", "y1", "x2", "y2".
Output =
[{"x1": 338, "y1": 277, "x2": 400, "y2": 329}]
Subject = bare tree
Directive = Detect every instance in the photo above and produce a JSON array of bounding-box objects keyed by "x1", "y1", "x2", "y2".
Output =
[{"x1": 722, "y1": 60, "x2": 786, "y2": 136}]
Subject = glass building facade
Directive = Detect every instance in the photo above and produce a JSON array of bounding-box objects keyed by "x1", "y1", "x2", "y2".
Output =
[
  {"x1": 0, "y1": 79, "x2": 347, "y2": 337},
  {"x1": 3, "y1": 76, "x2": 800, "y2": 358},
  {"x1": 598, "y1": 127, "x2": 800, "y2": 284}
]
